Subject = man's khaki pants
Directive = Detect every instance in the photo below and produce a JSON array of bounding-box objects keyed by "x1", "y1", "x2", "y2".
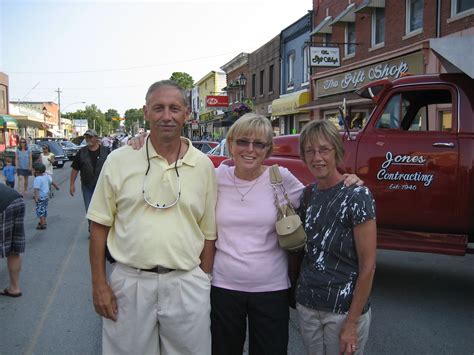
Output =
[{"x1": 102, "y1": 263, "x2": 211, "y2": 355}]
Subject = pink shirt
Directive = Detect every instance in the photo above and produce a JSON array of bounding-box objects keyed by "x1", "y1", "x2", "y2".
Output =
[{"x1": 212, "y1": 164, "x2": 304, "y2": 292}]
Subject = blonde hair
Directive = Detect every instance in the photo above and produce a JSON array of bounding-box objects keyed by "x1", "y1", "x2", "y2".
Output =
[
  {"x1": 299, "y1": 119, "x2": 345, "y2": 165},
  {"x1": 226, "y1": 113, "x2": 274, "y2": 158}
]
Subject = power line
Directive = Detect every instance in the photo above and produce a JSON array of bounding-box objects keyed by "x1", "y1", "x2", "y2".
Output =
[{"x1": 8, "y1": 52, "x2": 236, "y2": 74}]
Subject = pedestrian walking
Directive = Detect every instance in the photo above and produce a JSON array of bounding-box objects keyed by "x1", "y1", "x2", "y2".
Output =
[
  {"x1": 15, "y1": 138, "x2": 32, "y2": 196},
  {"x1": 3, "y1": 157, "x2": 16, "y2": 188},
  {"x1": 87, "y1": 80, "x2": 216, "y2": 355},
  {"x1": 33, "y1": 162, "x2": 50, "y2": 230},
  {"x1": 0, "y1": 183, "x2": 25, "y2": 298},
  {"x1": 69, "y1": 129, "x2": 109, "y2": 233},
  {"x1": 40, "y1": 145, "x2": 60, "y2": 192},
  {"x1": 296, "y1": 120, "x2": 377, "y2": 355}
]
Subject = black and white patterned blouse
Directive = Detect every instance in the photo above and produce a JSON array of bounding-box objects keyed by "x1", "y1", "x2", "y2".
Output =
[{"x1": 296, "y1": 181, "x2": 376, "y2": 314}]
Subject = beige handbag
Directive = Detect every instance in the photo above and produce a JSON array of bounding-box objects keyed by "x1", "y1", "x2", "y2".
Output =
[{"x1": 269, "y1": 165, "x2": 307, "y2": 251}]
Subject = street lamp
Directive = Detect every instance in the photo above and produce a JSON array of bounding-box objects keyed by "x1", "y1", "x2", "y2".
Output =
[{"x1": 237, "y1": 73, "x2": 247, "y2": 102}]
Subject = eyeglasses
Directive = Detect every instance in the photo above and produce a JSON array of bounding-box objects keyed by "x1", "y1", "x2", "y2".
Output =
[
  {"x1": 304, "y1": 147, "x2": 335, "y2": 158},
  {"x1": 20, "y1": 141, "x2": 26, "y2": 144},
  {"x1": 142, "y1": 135, "x2": 181, "y2": 209},
  {"x1": 235, "y1": 139, "x2": 268, "y2": 150}
]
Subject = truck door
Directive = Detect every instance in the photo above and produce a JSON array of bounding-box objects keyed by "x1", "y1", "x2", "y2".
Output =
[{"x1": 355, "y1": 85, "x2": 460, "y2": 233}]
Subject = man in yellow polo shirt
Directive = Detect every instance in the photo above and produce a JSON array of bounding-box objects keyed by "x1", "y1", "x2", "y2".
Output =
[{"x1": 87, "y1": 80, "x2": 217, "y2": 354}]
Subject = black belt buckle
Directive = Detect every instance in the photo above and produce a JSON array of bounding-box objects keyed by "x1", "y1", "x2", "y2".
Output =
[{"x1": 142, "y1": 265, "x2": 174, "y2": 274}]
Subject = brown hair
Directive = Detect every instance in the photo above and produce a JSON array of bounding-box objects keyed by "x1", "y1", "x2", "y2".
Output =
[{"x1": 299, "y1": 119, "x2": 345, "y2": 165}]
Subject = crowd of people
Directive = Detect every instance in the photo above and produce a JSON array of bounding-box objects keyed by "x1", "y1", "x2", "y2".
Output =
[{"x1": 1, "y1": 79, "x2": 377, "y2": 355}]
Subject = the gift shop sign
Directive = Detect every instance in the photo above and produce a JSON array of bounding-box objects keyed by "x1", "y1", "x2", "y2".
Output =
[
  {"x1": 310, "y1": 47, "x2": 340, "y2": 67},
  {"x1": 316, "y1": 52, "x2": 424, "y2": 97}
]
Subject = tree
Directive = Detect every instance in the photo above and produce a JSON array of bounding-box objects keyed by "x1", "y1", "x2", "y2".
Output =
[
  {"x1": 170, "y1": 72, "x2": 194, "y2": 89},
  {"x1": 104, "y1": 108, "x2": 121, "y2": 133},
  {"x1": 123, "y1": 108, "x2": 144, "y2": 135}
]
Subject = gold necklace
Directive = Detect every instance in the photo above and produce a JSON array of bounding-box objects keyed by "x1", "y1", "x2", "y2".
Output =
[{"x1": 233, "y1": 168, "x2": 262, "y2": 202}]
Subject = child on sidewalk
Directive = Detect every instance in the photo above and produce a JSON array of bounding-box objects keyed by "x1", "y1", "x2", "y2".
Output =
[
  {"x1": 2, "y1": 157, "x2": 16, "y2": 188},
  {"x1": 32, "y1": 162, "x2": 50, "y2": 230}
]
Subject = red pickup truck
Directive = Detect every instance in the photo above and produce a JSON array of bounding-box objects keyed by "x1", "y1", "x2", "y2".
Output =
[{"x1": 264, "y1": 73, "x2": 473, "y2": 256}]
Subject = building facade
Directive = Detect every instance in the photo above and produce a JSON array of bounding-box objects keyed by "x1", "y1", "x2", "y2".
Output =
[
  {"x1": 194, "y1": 71, "x2": 227, "y2": 140},
  {"x1": 248, "y1": 35, "x2": 281, "y2": 135},
  {"x1": 272, "y1": 12, "x2": 313, "y2": 135},
  {"x1": 305, "y1": 0, "x2": 473, "y2": 128}
]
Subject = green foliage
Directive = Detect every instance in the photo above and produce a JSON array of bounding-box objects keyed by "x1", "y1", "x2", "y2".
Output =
[
  {"x1": 170, "y1": 72, "x2": 194, "y2": 89},
  {"x1": 123, "y1": 108, "x2": 144, "y2": 135},
  {"x1": 104, "y1": 108, "x2": 121, "y2": 133}
]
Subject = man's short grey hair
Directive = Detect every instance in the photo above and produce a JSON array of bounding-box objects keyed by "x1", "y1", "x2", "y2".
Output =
[{"x1": 145, "y1": 80, "x2": 189, "y2": 106}]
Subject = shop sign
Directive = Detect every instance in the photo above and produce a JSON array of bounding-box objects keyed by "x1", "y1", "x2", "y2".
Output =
[
  {"x1": 191, "y1": 120, "x2": 199, "y2": 129},
  {"x1": 206, "y1": 95, "x2": 229, "y2": 107},
  {"x1": 316, "y1": 52, "x2": 424, "y2": 97},
  {"x1": 310, "y1": 47, "x2": 340, "y2": 67}
]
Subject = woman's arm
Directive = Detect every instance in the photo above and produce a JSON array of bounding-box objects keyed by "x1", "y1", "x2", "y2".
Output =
[
  {"x1": 28, "y1": 150, "x2": 32, "y2": 170},
  {"x1": 339, "y1": 219, "x2": 377, "y2": 354}
]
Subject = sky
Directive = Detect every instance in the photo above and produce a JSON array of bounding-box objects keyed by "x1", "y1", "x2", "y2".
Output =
[{"x1": 1, "y1": 0, "x2": 312, "y2": 116}]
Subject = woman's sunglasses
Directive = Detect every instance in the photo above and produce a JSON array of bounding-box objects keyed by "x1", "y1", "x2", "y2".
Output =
[{"x1": 235, "y1": 139, "x2": 268, "y2": 150}]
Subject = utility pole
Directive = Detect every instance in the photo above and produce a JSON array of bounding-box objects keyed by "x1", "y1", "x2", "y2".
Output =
[{"x1": 55, "y1": 88, "x2": 62, "y2": 136}]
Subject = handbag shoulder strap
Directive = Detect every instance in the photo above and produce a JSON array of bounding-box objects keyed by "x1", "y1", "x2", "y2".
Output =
[
  {"x1": 269, "y1": 164, "x2": 282, "y2": 184},
  {"x1": 269, "y1": 164, "x2": 293, "y2": 208}
]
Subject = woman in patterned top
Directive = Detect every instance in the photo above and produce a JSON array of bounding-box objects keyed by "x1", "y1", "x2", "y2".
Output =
[{"x1": 296, "y1": 120, "x2": 377, "y2": 355}]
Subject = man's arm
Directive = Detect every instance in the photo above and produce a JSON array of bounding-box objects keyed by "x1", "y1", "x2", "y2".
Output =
[
  {"x1": 69, "y1": 168, "x2": 78, "y2": 196},
  {"x1": 199, "y1": 239, "x2": 215, "y2": 274},
  {"x1": 89, "y1": 221, "x2": 117, "y2": 321}
]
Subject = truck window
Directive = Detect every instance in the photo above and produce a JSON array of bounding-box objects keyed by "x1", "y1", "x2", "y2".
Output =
[{"x1": 376, "y1": 89, "x2": 452, "y2": 132}]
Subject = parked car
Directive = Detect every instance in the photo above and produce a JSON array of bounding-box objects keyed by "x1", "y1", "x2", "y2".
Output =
[
  {"x1": 59, "y1": 140, "x2": 81, "y2": 160},
  {"x1": 0, "y1": 143, "x2": 42, "y2": 169},
  {"x1": 35, "y1": 141, "x2": 68, "y2": 168},
  {"x1": 206, "y1": 139, "x2": 229, "y2": 167},
  {"x1": 191, "y1": 140, "x2": 218, "y2": 154}
]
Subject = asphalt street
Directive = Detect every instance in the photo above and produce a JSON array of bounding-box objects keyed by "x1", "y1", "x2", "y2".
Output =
[{"x1": 1, "y1": 163, "x2": 473, "y2": 354}]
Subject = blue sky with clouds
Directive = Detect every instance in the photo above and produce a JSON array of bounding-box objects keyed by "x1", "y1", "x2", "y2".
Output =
[{"x1": 1, "y1": 0, "x2": 312, "y2": 115}]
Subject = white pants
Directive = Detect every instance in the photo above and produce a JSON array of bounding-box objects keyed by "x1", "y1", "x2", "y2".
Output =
[
  {"x1": 297, "y1": 303, "x2": 371, "y2": 355},
  {"x1": 103, "y1": 263, "x2": 212, "y2": 355}
]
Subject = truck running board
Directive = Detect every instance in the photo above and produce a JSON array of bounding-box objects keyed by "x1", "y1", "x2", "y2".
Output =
[{"x1": 377, "y1": 229, "x2": 469, "y2": 256}]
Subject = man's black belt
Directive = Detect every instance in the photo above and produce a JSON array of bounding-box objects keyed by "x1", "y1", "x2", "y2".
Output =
[{"x1": 140, "y1": 266, "x2": 175, "y2": 274}]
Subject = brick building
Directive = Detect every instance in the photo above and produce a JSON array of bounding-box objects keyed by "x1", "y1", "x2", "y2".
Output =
[
  {"x1": 304, "y1": 0, "x2": 473, "y2": 127},
  {"x1": 248, "y1": 35, "x2": 281, "y2": 134}
]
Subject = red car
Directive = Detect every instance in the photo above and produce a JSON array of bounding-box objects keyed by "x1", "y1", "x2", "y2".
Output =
[{"x1": 206, "y1": 139, "x2": 229, "y2": 167}]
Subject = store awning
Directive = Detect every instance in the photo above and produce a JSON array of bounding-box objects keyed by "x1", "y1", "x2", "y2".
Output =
[
  {"x1": 271, "y1": 91, "x2": 310, "y2": 116},
  {"x1": 47, "y1": 129, "x2": 63, "y2": 137},
  {"x1": 355, "y1": 0, "x2": 385, "y2": 13},
  {"x1": 331, "y1": 3, "x2": 357, "y2": 25},
  {"x1": 299, "y1": 92, "x2": 372, "y2": 111},
  {"x1": 430, "y1": 37, "x2": 474, "y2": 79},
  {"x1": 310, "y1": 16, "x2": 333, "y2": 35},
  {"x1": 0, "y1": 115, "x2": 19, "y2": 129},
  {"x1": 12, "y1": 115, "x2": 46, "y2": 129}
]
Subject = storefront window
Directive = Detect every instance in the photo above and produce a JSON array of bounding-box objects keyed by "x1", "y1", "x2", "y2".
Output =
[{"x1": 324, "y1": 110, "x2": 369, "y2": 132}]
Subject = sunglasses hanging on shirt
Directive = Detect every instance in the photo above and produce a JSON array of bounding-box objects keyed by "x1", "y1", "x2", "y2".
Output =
[{"x1": 142, "y1": 135, "x2": 181, "y2": 209}]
